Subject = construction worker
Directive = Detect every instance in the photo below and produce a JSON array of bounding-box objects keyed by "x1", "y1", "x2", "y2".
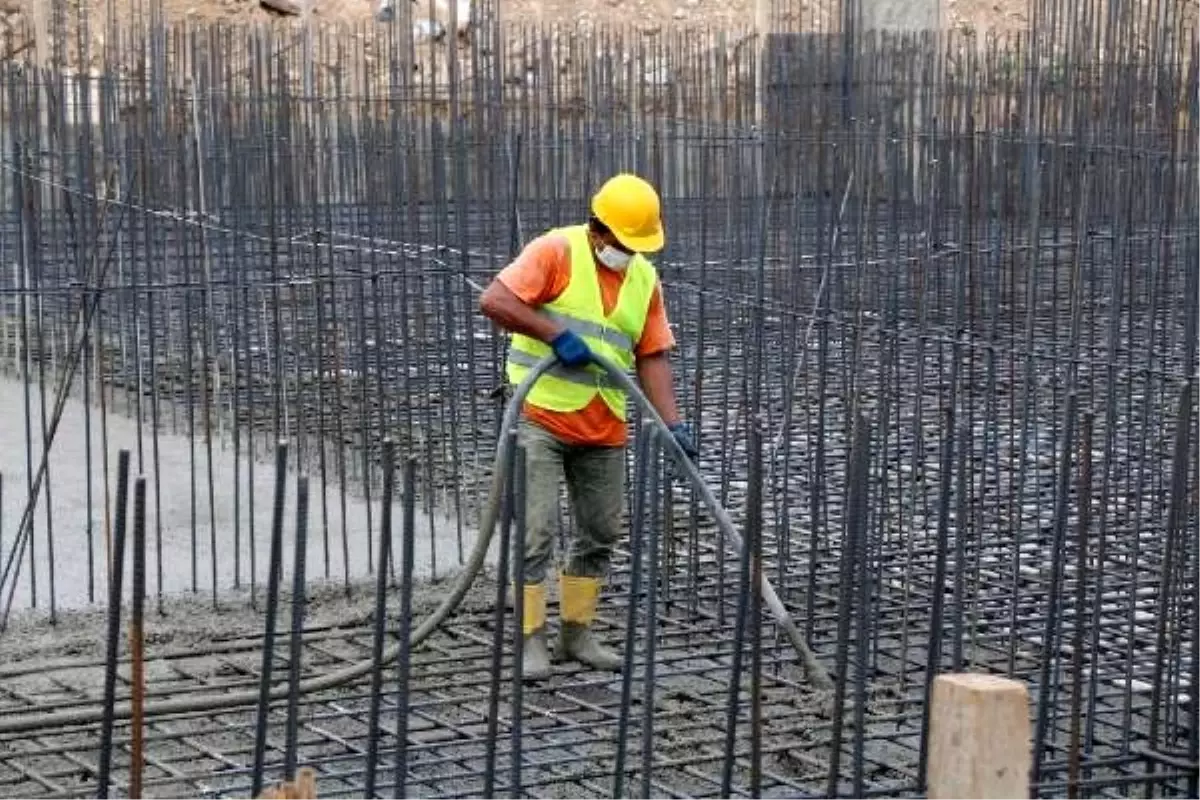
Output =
[{"x1": 479, "y1": 173, "x2": 698, "y2": 680}]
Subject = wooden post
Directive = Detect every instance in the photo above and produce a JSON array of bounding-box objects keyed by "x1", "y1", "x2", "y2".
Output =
[
  {"x1": 928, "y1": 673, "x2": 1032, "y2": 799},
  {"x1": 256, "y1": 766, "x2": 318, "y2": 799}
]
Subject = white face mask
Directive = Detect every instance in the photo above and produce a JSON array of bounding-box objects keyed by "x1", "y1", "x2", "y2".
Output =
[{"x1": 596, "y1": 245, "x2": 633, "y2": 271}]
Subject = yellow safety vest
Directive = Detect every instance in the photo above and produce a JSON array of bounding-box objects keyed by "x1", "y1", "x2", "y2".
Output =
[{"x1": 505, "y1": 224, "x2": 658, "y2": 421}]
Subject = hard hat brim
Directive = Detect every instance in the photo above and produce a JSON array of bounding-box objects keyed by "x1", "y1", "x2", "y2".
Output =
[{"x1": 612, "y1": 226, "x2": 665, "y2": 254}]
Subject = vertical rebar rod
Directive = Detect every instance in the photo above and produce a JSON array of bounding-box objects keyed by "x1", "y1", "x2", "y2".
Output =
[
  {"x1": 720, "y1": 430, "x2": 756, "y2": 798},
  {"x1": 364, "y1": 439, "x2": 395, "y2": 799},
  {"x1": 615, "y1": 427, "x2": 651, "y2": 799},
  {"x1": 1146, "y1": 379, "x2": 1196, "y2": 785},
  {"x1": 393, "y1": 456, "x2": 417, "y2": 798},
  {"x1": 508, "y1": 444, "x2": 527, "y2": 800},
  {"x1": 1067, "y1": 411, "x2": 1094, "y2": 798},
  {"x1": 851, "y1": 410, "x2": 874, "y2": 798},
  {"x1": 748, "y1": 418, "x2": 764, "y2": 799},
  {"x1": 96, "y1": 448, "x2": 130, "y2": 799},
  {"x1": 251, "y1": 441, "x2": 289, "y2": 798},
  {"x1": 826, "y1": 409, "x2": 872, "y2": 798},
  {"x1": 284, "y1": 475, "x2": 310, "y2": 780},
  {"x1": 1031, "y1": 390, "x2": 1079, "y2": 795},
  {"x1": 17, "y1": 141, "x2": 37, "y2": 613},
  {"x1": 129, "y1": 475, "x2": 147, "y2": 800},
  {"x1": 484, "y1": 431, "x2": 518, "y2": 797},
  {"x1": 640, "y1": 431, "x2": 662, "y2": 800},
  {"x1": 917, "y1": 406, "x2": 957, "y2": 790}
]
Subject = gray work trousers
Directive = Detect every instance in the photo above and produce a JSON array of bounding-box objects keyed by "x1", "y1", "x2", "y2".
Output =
[{"x1": 517, "y1": 420, "x2": 625, "y2": 584}]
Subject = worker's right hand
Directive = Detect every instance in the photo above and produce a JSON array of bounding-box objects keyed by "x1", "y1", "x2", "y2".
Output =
[
  {"x1": 667, "y1": 421, "x2": 699, "y2": 462},
  {"x1": 550, "y1": 329, "x2": 594, "y2": 368}
]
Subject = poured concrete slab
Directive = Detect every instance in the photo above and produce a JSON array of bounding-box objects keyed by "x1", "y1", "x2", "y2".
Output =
[{"x1": 0, "y1": 373, "x2": 480, "y2": 615}]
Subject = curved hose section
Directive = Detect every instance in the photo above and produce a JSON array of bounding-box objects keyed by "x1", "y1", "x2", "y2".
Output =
[{"x1": 0, "y1": 353, "x2": 829, "y2": 735}]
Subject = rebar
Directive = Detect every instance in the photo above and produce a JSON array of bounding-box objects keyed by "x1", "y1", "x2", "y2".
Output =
[
  {"x1": 129, "y1": 475, "x2": 147, "y2": 800},
  {"x1": 284, "y1": 475, "x2": 311, "y2": 779},
  {"x1": 508, "y1": 444, "x2": 527, "y2": 800},
  {"x1": 0, "y1": 1, "x2": 1195, "y2": 798},
  {"x1": 483, "y1": 431, "x2": 517, "y2": 798},
  {"x1": 392, "y1": 455, "x2": 417, "y2": 798},
  {"x1": 96, "y1": 448, "x2": 130, "y2": 799},
  {"x1": 251, "y1": 441, "x2": 290, "y2": 798},
  {"x1": 363, "y1": 439, "x2": 394, "y2": 799},
  {"x1": 615, "y1": 426, "x2": 652, "y2": 799}
]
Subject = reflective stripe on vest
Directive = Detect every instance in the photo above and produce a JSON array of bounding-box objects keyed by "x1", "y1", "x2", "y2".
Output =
[
  {"x1": 536, "y1": 308, "x2": 635, "y2": 353},
  {"x1": 505, "y1": 349, "x2": 628, "y2": 390},
  {"x1": 505, "y1": 224, "x2": 657, "y2": 421}
]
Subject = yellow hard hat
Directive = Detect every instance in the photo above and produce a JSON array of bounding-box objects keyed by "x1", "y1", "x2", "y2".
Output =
[{"x1": 590, "y1": 173, "x2": 665, "y2": 253}]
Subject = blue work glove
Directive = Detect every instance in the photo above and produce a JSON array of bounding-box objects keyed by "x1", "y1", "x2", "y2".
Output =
[
  {"x1": 550, "y1": 329, "x2": 594, "y2": 368},
  {"x1": 667, "y1": 421, "x2": 699, "y2": 462}
]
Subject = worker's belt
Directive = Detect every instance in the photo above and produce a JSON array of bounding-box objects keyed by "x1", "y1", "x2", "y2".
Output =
[
  {"x1": 506, "y1": 350, "x2": 627, "y2": 390},
  {"x1": 537, "y1": 309, "x2": 635, "y2": 353}
]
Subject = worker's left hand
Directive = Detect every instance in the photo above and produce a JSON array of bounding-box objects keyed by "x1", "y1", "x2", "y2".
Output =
[{"x1": 667, "y1": 421, "x2": 699, "y2": 462}]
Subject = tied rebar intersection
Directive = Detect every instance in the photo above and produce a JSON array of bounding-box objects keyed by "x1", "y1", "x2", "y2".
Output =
[{"x1": 0, "y1": 0, "x2": 1196, "y2": 796}]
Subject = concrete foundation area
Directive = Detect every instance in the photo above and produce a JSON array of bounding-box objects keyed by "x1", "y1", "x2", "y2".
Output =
[{"x1": 0, "y1": 1, "x2": 1194, "y2": 798}]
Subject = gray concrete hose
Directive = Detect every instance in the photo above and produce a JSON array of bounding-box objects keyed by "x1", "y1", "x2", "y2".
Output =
[{"x1": 0, "y1": 353, "x2": 830, "y2": 736}]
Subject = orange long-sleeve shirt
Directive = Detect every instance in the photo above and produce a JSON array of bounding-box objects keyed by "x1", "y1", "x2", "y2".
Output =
[{"x1": 497, "y1": 231, "x2": 676, "y2": 447}]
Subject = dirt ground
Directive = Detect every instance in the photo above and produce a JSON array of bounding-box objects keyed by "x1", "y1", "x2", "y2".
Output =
[
  {"x1": 10, "y1": 0, "x2": 1040, "y2": 40},
  {"x1": 16, "y1": 0, "x2": 1182, "y2": 38},
  {"x1": 7, "y1": 0, "x2": 1195, "y2": 79}
]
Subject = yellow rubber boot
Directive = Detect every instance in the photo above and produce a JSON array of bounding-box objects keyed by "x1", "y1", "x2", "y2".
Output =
[
  {"x1": 555, "y1": 575, "x2": 622, "y2": 672},
  {"x1": 517, "y1": 583, "x2": 552, "y2": 681}
]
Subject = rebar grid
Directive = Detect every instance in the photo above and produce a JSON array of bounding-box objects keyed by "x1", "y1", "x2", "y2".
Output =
[
  {"x1": 0, "y1": 579, "x2": 893, "y2": 799},
  {"x1": 0, "y1": 0, "x2": 1196, "y2": 797}
]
